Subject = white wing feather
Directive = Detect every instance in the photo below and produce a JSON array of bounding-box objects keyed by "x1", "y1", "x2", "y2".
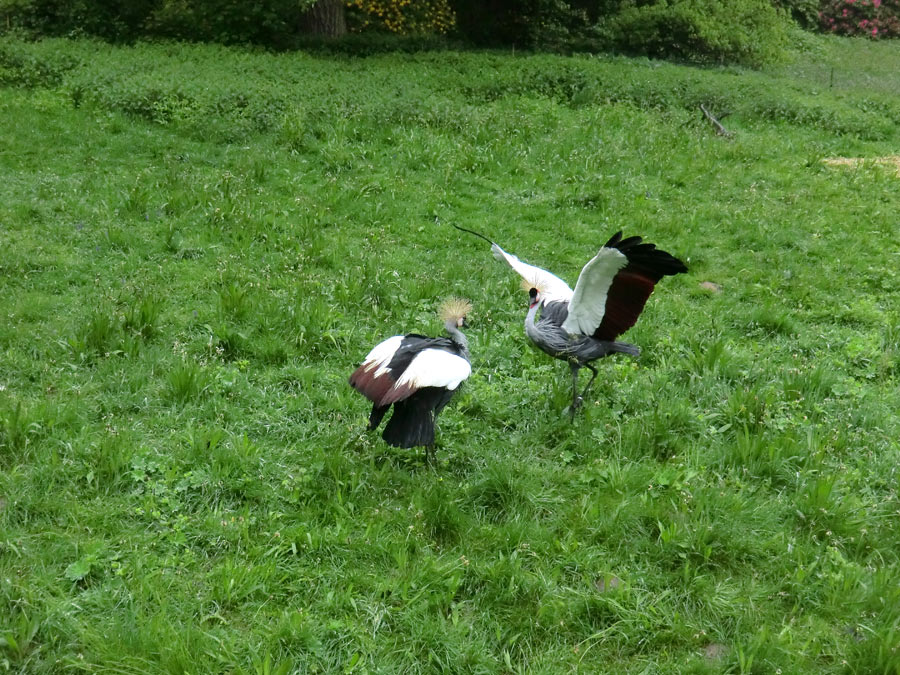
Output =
[
  {"x1": 394, "y1": 348, "x2": 471, "y2": 391},
  {"x1": 561, "y1": 247, "x2": 628, "y2": 336},
  {"x1": 360, "y1": 335, "x2": 404, "y2": 377},
  {"x1": 491, "y1": 243, "x2": 573, "y2": 305}
]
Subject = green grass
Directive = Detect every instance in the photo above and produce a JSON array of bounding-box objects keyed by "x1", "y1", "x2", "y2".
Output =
[{"x1": 1, "y1": 34, "x2": 900, "y2": 673}]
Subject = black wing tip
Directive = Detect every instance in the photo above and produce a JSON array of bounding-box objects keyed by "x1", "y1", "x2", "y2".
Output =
[
  {"x1": 603, "y1": 231, "x2": 644, "y2": 252},
  {"x1": 604, "y1": 232, "x2": 687, "y2": 277},
  {"x1": 646, "y1": 248, "x2": 688, "y2": 276},
  {"x1": 603, "y1": 231, "x2": 623, "y2": 248}
]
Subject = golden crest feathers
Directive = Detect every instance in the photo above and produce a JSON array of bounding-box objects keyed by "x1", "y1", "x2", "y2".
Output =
[
  {"x1": 519, "y1": 274, "x2": 544, "y2": 293},
  {"x1": 439, "y1": 297, "x2": 472, "y2": 322}
]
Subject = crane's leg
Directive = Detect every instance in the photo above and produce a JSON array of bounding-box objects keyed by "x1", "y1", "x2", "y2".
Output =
[
  {"x1": 580, "y1": 363, "x2": 599, "y2": 402},
  {"x1": 569, "y1": 362, "x2": 582, "y2": 420}
]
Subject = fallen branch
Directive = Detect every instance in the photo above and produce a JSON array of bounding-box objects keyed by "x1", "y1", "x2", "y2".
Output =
[{"x1": 700, "y1": 104, "x2": 733, "y2": 138}]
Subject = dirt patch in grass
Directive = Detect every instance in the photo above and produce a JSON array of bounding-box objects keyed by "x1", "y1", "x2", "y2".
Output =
[
  {"x1": 823, "y1": 155, "x2": 900, "y2": 176},
  {"x1": 703, "y1": 643, "x2": 728, "y2": 661}
]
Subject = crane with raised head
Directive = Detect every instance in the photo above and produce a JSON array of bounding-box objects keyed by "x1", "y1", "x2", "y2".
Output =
[
  {"x1": 349, "y1": 298, "x2": 472, "y2": 460},
  {"x1": 454, "y1": 225, "x2": 686, "y2": 417}
]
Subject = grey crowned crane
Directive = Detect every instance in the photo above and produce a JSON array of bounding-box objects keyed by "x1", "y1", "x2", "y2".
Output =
[
  {"x1": 453, "y1": 225, "x2": 686, "y2": 417},
  {"x1": 349, "y1": 298, "x2": 472, "y2": 460}
]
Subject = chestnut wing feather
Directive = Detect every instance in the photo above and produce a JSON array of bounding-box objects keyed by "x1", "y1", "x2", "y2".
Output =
[
  {"x1": 560, "y1": 247, "x2": 628, "y2": 336},
  {"x1": 592, "y1": 269, "x2": 659, "y2": 341},
  {"x1": 349, "y1": 335, "x2": 469, "y2": 407},
  {"x1": 592, "y1": 235, "x2": 688, "y2": 341}
]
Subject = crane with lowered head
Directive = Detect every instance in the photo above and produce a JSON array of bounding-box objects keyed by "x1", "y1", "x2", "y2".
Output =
[
  {"x1": 453, "y1": 225, "x2": 686, "y2": 417},
  {"x1": 349, "y1": 298, "x2": 472, "y2": 460}
]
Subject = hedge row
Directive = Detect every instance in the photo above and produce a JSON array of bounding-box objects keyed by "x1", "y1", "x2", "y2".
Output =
[{"x1": 0, "y1": 0, "x2": 896, "y2": 66}]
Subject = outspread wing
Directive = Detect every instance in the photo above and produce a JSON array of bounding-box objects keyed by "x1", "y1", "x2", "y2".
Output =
[
  {"x1": 562, "y1": 231, "x2": 687, "y2": 340},
  {"x1": 491, "y1": 243, "x2": 573, "y2": 305},
  {"x1": 560, "y1": 247, "x2": 628, "y2": 336}
]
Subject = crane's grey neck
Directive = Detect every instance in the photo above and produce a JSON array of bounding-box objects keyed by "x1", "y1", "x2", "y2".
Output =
[
  {"x1": 444, "y1": 318, "x2": 469, "y2": 357},
  {"x1": 524, "y1": 302, "x2": 541, "y2": 343}
]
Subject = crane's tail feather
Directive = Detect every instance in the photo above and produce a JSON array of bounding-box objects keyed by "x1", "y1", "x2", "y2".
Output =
[
  {"x1": 610, "y1": 341, "x2": 641, "y2": 357},
  {"x1": 381, "y1": 387, "x2": 455, "y2": 449},
  {"x1": 451, "y1": 223, "x2": 495, "y2": 245},
  {"x1": 368, "y1": 403, "x2": 390, "y2": 431},
  {"x1": 382, "y1": 401, "x2": 436, "y2": 448}
]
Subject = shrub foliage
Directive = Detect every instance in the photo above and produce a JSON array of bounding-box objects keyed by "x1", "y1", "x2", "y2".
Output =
[
  {"x1": 450, "y1": 0, "x2": 592, "y2": 49},
  {"x1": 597, "y1": 0, "x2": 789, "y2": 66},
  {"x1": 773, "y1": 0, "x2": 821, "y2": 27},
  {"x1": 0, "y1": 0, "x2": 320, "y2": 44},
  {"x1": 145, "y1": 0, "x2": 313, "y2": 46},
  {"x1": 346, "y1": 0, "x2": 456, "y2": 34},
  {"x1": 8, "y1": 0, "x2": 880, "y2": 66}
]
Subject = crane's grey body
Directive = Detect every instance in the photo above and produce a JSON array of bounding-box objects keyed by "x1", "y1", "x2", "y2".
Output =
[
  {"x1": 450, "y1": 224, "x2": 687, "y2": 418},
  {"x1": 525, "y1": 301, "x2": 638, "y2": 362},
  {"x1": 525, "y1": 299, "x2": 639, "y2": 416}
]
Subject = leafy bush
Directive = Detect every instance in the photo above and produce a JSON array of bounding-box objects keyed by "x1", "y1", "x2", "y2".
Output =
[
  {"x1": 145, "y1": 0, "x2": 312, "y2": 46},
  {"x1": 293, "y1": 30, "x2": 454, "y2": 55},
  {"x1": 449, "y1": 0, "x2": 592, "y2": 49},
  {"x1": 1, "y1": 0, "x2": 799, "y2": 61},
  {"x1": 3, "y1": 0, "x2": 463, "y2": 44},
  {"x1": 1, "y1": 0, "x2": 160, "y2": 40},
  {"x1": 568, "y1": 0, "x2": 628, "y2": 22},
  {"x1": 449, "y1": 0, "x2": 792, "y2": 61},
  {"x1": 0, "y1": 0, "x2": 321, "y2": 45},
  {"x1": 0, "y1": 38, "x2": 80, "y2": 86},
  {"x1": 598, "y1": 0, "x2": 790, "y2": 66},
  {"x1": 61, "y1": 43, "x2": 294, "y2": 141},
  {"x1": 346, "y1": 0, "x2": 456, "y2": 35},
  {"x1": 3, "y1": 35, "x2": 898, "y2": 142},
  {"x1": 819, "y1": 0, "x2": 900, "y2": 38},
  {"x1": 772, "y1": 0, "x2": 821, "y2": 28}
]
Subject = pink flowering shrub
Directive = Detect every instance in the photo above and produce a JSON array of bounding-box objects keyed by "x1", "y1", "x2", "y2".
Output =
[{"x1": 819, "y1": 0, "x2": 900, "y2": 38}]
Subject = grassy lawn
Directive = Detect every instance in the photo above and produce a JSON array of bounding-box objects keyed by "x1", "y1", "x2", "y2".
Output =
[{"x1": 1, "y1": 34, "x2": 899, "y2": 673}]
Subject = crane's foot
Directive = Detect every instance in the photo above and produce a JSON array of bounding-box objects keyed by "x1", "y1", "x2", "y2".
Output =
[{"x1": 566, "y1": 395, "x2": 584, "y2": 420}]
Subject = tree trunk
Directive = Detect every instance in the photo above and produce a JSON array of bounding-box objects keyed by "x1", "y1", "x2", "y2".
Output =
[{"x1": 301, "y1": 0, "x2": 347, "y2": 38}]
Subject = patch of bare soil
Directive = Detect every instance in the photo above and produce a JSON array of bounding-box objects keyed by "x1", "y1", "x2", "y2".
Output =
[{"x1": 823, "y1": 155, "x2": 900, "y2": 176}]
